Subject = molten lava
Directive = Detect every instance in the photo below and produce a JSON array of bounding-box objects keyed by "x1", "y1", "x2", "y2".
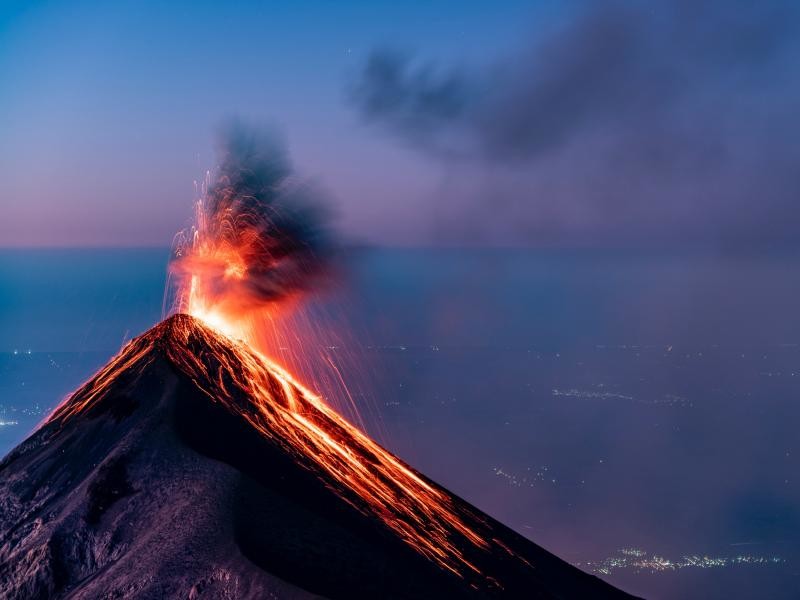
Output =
[{"x1": 48, "y1": 315, "x2": 504, "y2": 584}]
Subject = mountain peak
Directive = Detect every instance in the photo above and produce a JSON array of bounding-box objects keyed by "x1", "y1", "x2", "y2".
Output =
[{"x1": 0, "y1": 316, "x2": 635, "y2": 599}]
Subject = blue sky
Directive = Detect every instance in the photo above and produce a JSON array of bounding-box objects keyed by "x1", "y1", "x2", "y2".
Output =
[
  {"x1": 2, "y1": 0, "x2": 798, "y2": 248},
  {"x1": 0, "y1": 0, "x2": 541, "y2": 246}
]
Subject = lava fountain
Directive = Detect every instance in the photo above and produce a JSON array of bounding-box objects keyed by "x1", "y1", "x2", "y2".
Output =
[{"x1": 167, "y1": 122, "x2": 333, "y2": 345}]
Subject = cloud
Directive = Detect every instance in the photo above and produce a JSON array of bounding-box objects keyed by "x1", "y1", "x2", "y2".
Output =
[{"x1": 351, "y1": 0, "x2": 800, "y2": 247}]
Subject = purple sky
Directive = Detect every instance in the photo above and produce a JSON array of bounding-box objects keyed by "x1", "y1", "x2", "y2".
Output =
[{"x1": 2, "y1": 0, "x2": 799, "y2": 248}]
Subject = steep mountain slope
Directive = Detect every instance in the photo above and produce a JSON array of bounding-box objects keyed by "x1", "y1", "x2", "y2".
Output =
[{"x1": 0, "y1": 314, "x2": 636, "y2": 599}]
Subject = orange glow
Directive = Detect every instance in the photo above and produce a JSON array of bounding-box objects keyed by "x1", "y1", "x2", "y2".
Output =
[{"x1": 51, "y1": 178, "x2": 517, "y2": 587}]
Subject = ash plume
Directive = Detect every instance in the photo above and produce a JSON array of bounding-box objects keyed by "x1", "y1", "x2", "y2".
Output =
[
  {"x1": 170, "y1": 121, "x2": 334, "y2": 313},
  {"x1": 350, "y1": 0, "x2": 800, "y2": 247}
]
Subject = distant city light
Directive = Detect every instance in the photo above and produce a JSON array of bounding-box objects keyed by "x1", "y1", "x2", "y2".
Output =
[{"x1": 578, "y1": 548, "x2": 785, "y2": 575}]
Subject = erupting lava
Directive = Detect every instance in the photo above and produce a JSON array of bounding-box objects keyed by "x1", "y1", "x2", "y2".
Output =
[
  {"x1": 121, "y1": 124, "x2": 503, "y2": 583},
  {"x1": 167, "y1": 122, "x2": 332, "y2": 348}
]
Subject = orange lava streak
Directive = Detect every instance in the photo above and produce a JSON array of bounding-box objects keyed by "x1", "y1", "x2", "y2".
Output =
[
  {"x1": 165, "y1": 316, "x2": 491, "y2": 576},
  {"x1": 48, "y1": 315, "x2": 496, "y2": 581}
]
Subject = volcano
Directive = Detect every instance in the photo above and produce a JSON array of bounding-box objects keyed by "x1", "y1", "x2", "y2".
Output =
[{"x1": 0, "y1": 315, "x2": 634, "y2": 599}]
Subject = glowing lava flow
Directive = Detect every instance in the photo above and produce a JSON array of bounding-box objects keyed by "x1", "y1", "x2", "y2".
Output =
[
  {"x1": 48, "y1": 315, "x2": 496, "y2": 582},
  {"x1": 169, "y1": 316, "x2": 491, "y2": 578}
]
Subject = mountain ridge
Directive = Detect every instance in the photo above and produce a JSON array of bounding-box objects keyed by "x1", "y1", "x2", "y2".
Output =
[{"x1": 0, "y1": 314, "x2": 637, "y2": 599}]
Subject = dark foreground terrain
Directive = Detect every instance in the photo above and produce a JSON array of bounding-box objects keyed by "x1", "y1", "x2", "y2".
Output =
[{"x1": 0, "y1": 315, "x2": 634, "y2": 599}]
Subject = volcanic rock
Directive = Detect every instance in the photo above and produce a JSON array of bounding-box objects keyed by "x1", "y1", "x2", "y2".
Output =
[{"x1": 0, "y1": 315, "x2": 636, "y2": 599}]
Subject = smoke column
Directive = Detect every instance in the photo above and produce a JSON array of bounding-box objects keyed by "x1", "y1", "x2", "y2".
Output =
[{"x1": 169, "y1": 121, "x2": 334, "y2": 327}]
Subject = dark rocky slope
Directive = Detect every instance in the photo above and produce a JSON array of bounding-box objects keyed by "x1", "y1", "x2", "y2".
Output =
[{"x1": 0, "y1": 315, "x2": 637, "y2": 599}]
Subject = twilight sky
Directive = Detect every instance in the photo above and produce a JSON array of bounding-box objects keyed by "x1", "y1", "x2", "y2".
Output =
[{"x1": 1, "y1": 0, "x2": 798, "y2": 248}]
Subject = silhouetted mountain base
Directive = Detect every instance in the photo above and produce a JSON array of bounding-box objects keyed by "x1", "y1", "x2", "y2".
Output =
[{"x1": 0, "y1": 315, "x2": 636, "y2": 599}]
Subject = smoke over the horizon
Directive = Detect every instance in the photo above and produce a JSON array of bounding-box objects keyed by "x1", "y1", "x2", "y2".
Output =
[
  {"x1": 170, "y1": 122, "x2": 334, "y2": 319},
  {"x1": 351, "y1": 0, "x2": 800, "y2": 247}
]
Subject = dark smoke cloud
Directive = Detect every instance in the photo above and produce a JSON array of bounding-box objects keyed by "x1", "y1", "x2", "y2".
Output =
[
  {"x1": 351, "y1": 0, "x2": 800, "y2": 247},
  {"x1": 352, "y1": 50, "x2": 472, "y2": 157},
  {"x1": 171, "y1": 121, "x2": 334, "y2": 311}
]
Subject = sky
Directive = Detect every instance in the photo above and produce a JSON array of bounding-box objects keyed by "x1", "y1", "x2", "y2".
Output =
[{"x1": 1, "y1": 0, "x2": 798, "y2": 248}]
